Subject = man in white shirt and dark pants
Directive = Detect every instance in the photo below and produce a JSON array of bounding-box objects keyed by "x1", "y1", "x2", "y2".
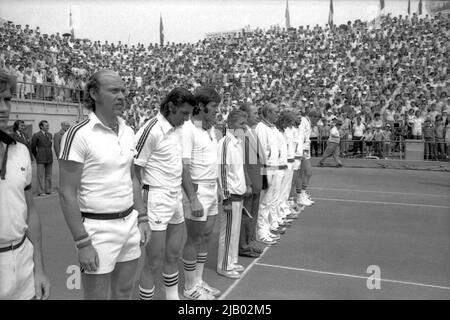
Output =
[{"x1": 319, "y1": 119, "x2": 344, "y2": 167}]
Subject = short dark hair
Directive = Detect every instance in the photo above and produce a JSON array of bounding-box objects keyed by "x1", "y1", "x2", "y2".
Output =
[
  {"x1": 38, "y1": 120, "x2": 48, "y2": 129},
  {"x1": 193, "y1": 87, "x2": 221, "y2": 116},
  {"x1": 13, "y1": 120, "x2": 24, "y2": 132},
  {"x1": 160, "y1": 88, "x2": 196, "y2": 117}
]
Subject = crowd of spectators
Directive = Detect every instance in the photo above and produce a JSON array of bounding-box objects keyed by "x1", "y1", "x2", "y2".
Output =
[{"x1": 1, "y1": 12, "x2": 449, "y2": 159}]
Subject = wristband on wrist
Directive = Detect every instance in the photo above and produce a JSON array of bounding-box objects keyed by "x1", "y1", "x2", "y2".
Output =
[
  {"x1": 74, "y1": 233, "x2": 89, "y2": 243},
  {"x1": 76, "y1": 239, "x2": 92, "y2": 249},
  {"x1": 138, "y1": 216, "x2": 148, "y2": 224}
]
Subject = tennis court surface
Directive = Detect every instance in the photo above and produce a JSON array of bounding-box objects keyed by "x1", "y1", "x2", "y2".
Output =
[{"x1": 34, "y1": 166, "x2": 450, "y2": 300}]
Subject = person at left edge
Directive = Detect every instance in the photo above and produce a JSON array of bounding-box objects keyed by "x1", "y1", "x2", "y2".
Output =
[{"x1": 0, "y1": 70, "x2": 51, "y2": 300}]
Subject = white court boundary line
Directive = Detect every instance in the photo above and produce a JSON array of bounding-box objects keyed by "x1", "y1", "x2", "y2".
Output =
[
  {"x1": 219, "y1": 245, "x2": 271, "y2": 300},
  {"x1": 309, "y1": 187, "x2": 450, "y2": 198},
  {"x1": 254, "y1": 263, "x2": 450, "y2": 291},
  {"x1": 314, "y1": 197, "x2": 450, "y2": 209}
]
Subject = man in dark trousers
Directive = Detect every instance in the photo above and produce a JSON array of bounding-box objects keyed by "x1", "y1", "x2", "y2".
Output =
[
  {"x1": 31, "y1": 120, "x2": 53, "y2": 195},
  {"x1": 53, "y1": 121, "x2": 70, "y2": 160},
  {"x1": 238, "y1": 104, "x2": 267, "y2": 258}
]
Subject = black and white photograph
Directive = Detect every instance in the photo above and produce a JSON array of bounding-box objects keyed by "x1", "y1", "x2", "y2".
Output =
[{"x1": 0, "y1": 0, "x2": 449, "y2": 304}]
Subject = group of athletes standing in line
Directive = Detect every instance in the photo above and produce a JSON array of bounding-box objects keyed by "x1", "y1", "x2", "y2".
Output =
[{"x1": 1, "y1": 69, "x2": 317, "y2": 300}]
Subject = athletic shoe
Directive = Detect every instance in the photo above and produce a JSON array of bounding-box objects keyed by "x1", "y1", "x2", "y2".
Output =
[
  {"x1": 286, "y1": 213, "x2": 299, "y2": 219},
  {"x1": 198, "y1": 280, "x2": 221, "y2": 297},
  {"x1": 256, "y1": 237, "x2": 277, "y2": 246},
  {"x1": 232, "y1": 264, "x2": 245, "y2": 272},
  {"x1": 184, "y1": 283, "x2": 215, "y2": 300},
  {"x1": 270, "y1": 228, "x2": 286, "y2": 235},
  {"x1": 297, "y1": 194, "x2": 313, "y2": 206},
  {"x1": 268, "y1": 233, "x2": 281, "y2": 240},
  {"x1": 217, "y1": 269, "x2": 241, "y2": 279}
]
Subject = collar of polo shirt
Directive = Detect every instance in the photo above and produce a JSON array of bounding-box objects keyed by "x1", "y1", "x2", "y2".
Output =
[
  {"x1": 156, "y1": 112, "x2": 175, "y2": 134},
  {"x1": 90, "y1": 112, "x2": 125, "y2": 132}
]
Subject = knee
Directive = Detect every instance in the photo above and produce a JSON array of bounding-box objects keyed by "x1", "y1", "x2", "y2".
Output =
[
  {"x1": 185, "y1": 233, "x2": 202, "y2": 248},
  {"x1": 165, "y1": 246, "x2": 183, "y2": 264}
]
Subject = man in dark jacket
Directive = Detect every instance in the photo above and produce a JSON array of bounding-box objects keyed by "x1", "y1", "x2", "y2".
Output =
[
  {"x1": 11, "y1": 120, "x2": 33, "y2": 161},
  {"x1": 238, "y1": 104, "x2": 268, "y2": 258},
  {"x1": 31, "y1": 120, "x2": 53, "y2": 195}
]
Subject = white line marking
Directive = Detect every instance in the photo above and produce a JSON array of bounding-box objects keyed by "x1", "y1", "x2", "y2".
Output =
[
  {"x1": 255, "y1": 263, "x2": 450, "y2": 291},
  {"x1": 314, "y1": 197, "x2": 450, "y2": 209},
  {"x1": 309, "y1": 187, "x2": 450, "y2": 198},
  {"x1": 219, "y1": 246, "x2": 270, "y2": 300}
]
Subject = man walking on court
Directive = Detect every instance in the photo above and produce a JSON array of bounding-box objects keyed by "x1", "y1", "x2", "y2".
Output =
[
  {"x1": 181, "y1": 87, "x2": 222, "y2": 300},
  {"x1": 59, "y1": 70, "x2": 150, "y2": 300},
  {"x1": 319, "y1": 119, "x2": 343, "y2": 167},
  {"x1": 135, "y1": 88, "x2": 196, "y2": 300},
  {"x1": 31, "y1": 120, "x2": 53, "y2": 195}
]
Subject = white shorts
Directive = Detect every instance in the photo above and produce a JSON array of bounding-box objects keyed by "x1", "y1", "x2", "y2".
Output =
[
  {"x1": 182, "y1": 181, "x2": 219, "y2": 222},
  {"x1": 0, "y1": 237, "x2": 35, "y2": 300},
  {"x1": 82, "y1": 210, "x2": 141, "y2": 274},
  {"x1": 144, "y1": 187, "x2": 184, "y2": 231}
]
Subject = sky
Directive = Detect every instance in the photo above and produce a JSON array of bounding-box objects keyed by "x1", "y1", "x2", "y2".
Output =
[{"x1": 0, "y1": 0, "x2": 428, "y2": 45}]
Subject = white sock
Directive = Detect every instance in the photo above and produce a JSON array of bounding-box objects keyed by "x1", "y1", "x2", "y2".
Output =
[
  {"x1": 183, "y1": 259, "x2": 197, "y2": 290},
  {"x1": 196, "y1": 252, "x2": 207, "y2": 284},
  {"x1": 162, "y1": 271, "x2": 180, "y2": 300}
]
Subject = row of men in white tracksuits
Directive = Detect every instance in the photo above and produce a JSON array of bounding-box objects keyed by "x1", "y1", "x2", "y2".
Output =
[{"x1": 253, "y1": 105, "x2": 314, "y2": 246}]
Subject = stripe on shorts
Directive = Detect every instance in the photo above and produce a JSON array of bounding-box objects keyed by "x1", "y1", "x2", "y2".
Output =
[
  {"x1": 60, "y1": 119, "x2": 90, "y2": 160},
  {"x1": 135, "y1": 118, "x2": 158, "y2": 158}
]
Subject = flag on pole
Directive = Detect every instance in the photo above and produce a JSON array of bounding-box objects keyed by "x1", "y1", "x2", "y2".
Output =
[
  {"x1": 69, "y1": 7, "x2": 75, "y2": 40},
  {"x1": 407, "y1": 0, "x2": 411, "y2": 15},
  {"x1": 285, "y1": 0, "x2": 291, "y2": 29},
  {"x1": 159, "y1": 14, "x2": 164, "y2": 46},
  {"x1": 418, "y1": 0, "x2": 423, "y2": 15},
  {"x1": 380, "y1": 0, "x2": 385, "y2": 14},
  {"x1": 328, "y1": 0, "x2": 334, "y2": 29}
]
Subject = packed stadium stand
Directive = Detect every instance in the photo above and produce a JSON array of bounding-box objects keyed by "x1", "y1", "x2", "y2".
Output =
[{"x1": 1, "y1": 12, "x2": 449, "y2": 159}]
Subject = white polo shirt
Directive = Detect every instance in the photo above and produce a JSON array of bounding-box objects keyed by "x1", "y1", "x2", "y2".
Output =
[
  {"x1": 217, "y1": 131, "x2": 246, "y2": 199},
  {"x1": 255, "y1": 119, "x2": 280, "y2": 167},
  {"x1": 0, "y1": 135, "x2": 32, "y2": 244},
  {"x1": 59, "y1": 112, "x2": 135, "y2": 213},
  {"x1": 181, "y1": 119, "x2": 218, "y2": 183},
  {"x1": 329, "y1": 126, "x2": 340, "y2": 143},
  {"x1": 134, "y1": 112, "x2": 182, "y2": 190}
]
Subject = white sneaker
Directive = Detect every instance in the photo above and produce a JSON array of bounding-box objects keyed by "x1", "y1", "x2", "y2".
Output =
[
  {"x1": 298, "y1": 194, "x2": 313, "y2": 206},
  {"x1": 268, "y1": 233, "x2": 281, "y2": 240},
  {"x1": 198, "y1": 280, "x2": 221, "y2": 297},
  {"x1": 184, "y1": 283, "x2": 215, "y2": 300}
]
